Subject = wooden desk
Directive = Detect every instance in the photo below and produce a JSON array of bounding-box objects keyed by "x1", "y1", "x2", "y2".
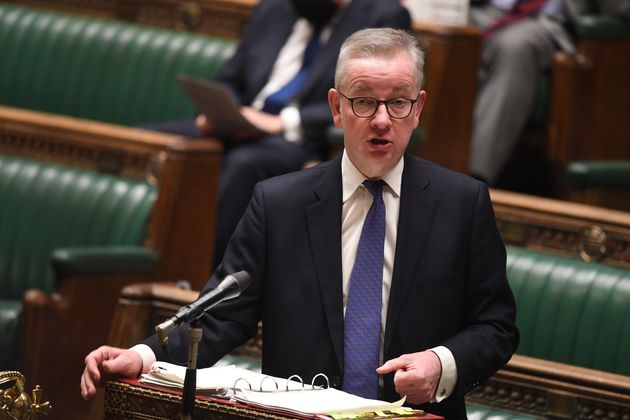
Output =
[{"x1": 103, "y1": 378, "x2": 443, "y2": 420}]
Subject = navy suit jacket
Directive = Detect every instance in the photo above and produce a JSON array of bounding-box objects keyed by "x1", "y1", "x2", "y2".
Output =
[
  {"x1": 214, "y1": 0, "x2": 411, "y2": 159},
  {"x1": 146, "y1": 155, "x2": 519, "y2": 419}
]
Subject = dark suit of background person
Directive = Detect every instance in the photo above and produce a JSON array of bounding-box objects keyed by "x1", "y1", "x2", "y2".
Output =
[
  {"x1": 144, "y1": 0, "x2": 411, "y2": 268},
  {"x1": 467, "y1": 0, "x2": 630, "y2": 186}
]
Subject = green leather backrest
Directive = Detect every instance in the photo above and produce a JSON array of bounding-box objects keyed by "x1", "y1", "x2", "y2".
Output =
[
  {"x1": 0, "y1": 155, "x2": 157, "y2": 299},
  {"x1": 0, "y1": 4, "x2": 236, "y2": 125},
  {"x1": 507, "y1": 245, "x2": 630, "y2": 375}
]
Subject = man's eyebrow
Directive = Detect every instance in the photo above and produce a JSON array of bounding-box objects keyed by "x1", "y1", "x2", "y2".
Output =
[
  {"x1": 350, "y1": 85, "x2": 372, "y2": 95},
  {"x1": 349, "y1": 84, "x2": 415, "y2": 96}
]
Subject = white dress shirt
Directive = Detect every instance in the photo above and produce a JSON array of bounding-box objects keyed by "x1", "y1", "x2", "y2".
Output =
[{"x1": 250, "y1": 9, "x2": 339, "y2": 143}]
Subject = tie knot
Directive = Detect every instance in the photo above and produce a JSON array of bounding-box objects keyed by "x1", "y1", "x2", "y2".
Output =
[{"x1": 363, "y1": 179, "x2": 385, "y2": 199}]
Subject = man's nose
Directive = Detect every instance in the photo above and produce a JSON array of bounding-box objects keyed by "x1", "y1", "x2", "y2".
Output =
[{"x1": 371, "y1": 103, "x2": 392, "y2": 128}]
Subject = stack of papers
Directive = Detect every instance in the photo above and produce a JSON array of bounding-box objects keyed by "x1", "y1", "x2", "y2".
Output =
[
  {"x1": 140, "y1": 361, "x2": 407, "y2": 417},
  {"x1": 234, "y1": 387, "x2": 405, "y2": 418}
]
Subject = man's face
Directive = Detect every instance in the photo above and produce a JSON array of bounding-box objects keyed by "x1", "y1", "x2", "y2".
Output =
[{"x1": 328, "y1": 53, "x2": 426, "y2": 179}]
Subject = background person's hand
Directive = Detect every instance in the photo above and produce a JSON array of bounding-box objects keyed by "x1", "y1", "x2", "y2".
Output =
[
  {"x1": 239, "y1": 106, "x2": 283, "y2": 136},
  {"x1": 195, "y1": 114, "x2": 215, "y2": 136}
]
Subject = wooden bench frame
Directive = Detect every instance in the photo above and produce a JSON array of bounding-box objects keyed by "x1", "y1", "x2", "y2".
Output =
[
  {"x1": 0, "y1": 105, "x2": 222, "y2": 420},
  {"x1": 490, "y1": 189, "x2": 630, "y2": 270},
  {"x1": 468, "y1": 355, "x2": 630, "y2": 419},
  {"x1": 1, "y1": 105, "x2": 222, "y2": 287}
]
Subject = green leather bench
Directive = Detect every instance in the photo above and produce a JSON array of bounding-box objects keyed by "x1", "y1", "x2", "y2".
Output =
[
  {"x1": 0, "y1": 155, "x2": 157, "y2": 370},
  {"x1": 509, "y1": 244, "x2": 629, "y2": 373},
  {"x1": 467, "y1": 245, "x2": 630, "y2": 418},
  {"x1": 0, "y1": 3, "x2": 236, "y2": 126},
  {"x1": 0, "y1": 3, "x2": 374, "y2": 162},
  {"x1": 0, "y1": 105, "x2": 222, "y2": 420}
]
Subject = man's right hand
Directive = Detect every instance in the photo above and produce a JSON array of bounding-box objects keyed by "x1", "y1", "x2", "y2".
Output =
[{"x1": 80, "y1": 346, "x2": 143, "y2": 400}]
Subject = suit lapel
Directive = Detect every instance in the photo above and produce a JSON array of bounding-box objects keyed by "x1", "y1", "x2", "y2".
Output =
[
  {"x1": 306, "y1": 158, "x2": 345, "y2": 371},
  {"x1": 384, "y1": 156, "x2": 439, "y2": 355},
  {"x1": 249, "y1": 15, "x2": 297, "y2": 98}
]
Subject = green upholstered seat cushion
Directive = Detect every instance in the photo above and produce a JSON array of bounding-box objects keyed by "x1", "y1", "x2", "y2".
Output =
[
  {"x1": 507, "y1": 245, "x2": 630, "y2": 374},
  {"x1": 50, "y1": 246, "x2": 157, "y2": 275},
  {"x1": 0, "y1": 299, "x2": 21, "y2": 369},
  {"x1": 0, "y1": 4, "x2": 236, "y2": 126},
  {"x1": 566, "y1": 160, "x2": 630, "y2": 189},
  {"x1": 0, "y1": 155, "x2": 157, "y2": 369},
  {"x1": 575, "y1": 15, "x2": 630, "y2": 40},
  {"x1": 0, "y1": 155, "x2": 157, "y2": 298},
  {"x1": 215, "y1": 353, "x2": 263, "y2": 373},
  {"x1": 467, "y1": 404, "x2": 543, "y2": 419}
]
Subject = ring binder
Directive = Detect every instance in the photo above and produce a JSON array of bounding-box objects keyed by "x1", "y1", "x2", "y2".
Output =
[
  {"x1": 311, "y1": 373, "x2": 329, "y2": 390},
  {"x1": 232, "y1": 377, "x2": 252, "y2": 391},
  {"x1": 231, "y1": 373, "x2": 329, "y2": 393},
  {"x1": 259, "y1": 376, "x2": 279, "y2": 391},
  {"x1": 286, "y1": 375, "x2": 304, "y2": 391},
  {"x1": 140, "y1": 361, "x2": 409, "y2": 417}
]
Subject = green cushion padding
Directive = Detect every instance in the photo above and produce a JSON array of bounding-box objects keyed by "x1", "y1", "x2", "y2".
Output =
[
  {"x1": 566, "y1": 160, "x2": 630, "y2": 189},
  {"x1": 0, "y1": 155, "x2": 157, "y2": 299},
  {"x1": 575, "y1": 15, "x2": 630, "y2": 40},
  {"x1": 507, "y1": 245, "x2": 630, "y2": 374},
  {"x1": 0, "y1": 299, "x2": 21, "y2": 370},
  {"x1": 467, "y1": 404, "x2": 543, "y2": 419},
  {"x1": 50, "y1": 246, "x2": 157, "y2": 275},
  {"x1": 0, "y1": 3, "x2": 236, "y2": 125},
  {"x1": 214, "y1": 353, "x2": 262, "y2": 374}
]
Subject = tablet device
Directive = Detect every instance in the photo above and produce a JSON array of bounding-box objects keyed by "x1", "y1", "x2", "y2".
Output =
[{"x1": 177, "y1": 75, "x2": 264, "y2": 137}]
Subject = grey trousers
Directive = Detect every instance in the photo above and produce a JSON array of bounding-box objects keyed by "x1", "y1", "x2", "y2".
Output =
[{"x1": 468, "y1": 7, "x2": 558, "y2": 184}]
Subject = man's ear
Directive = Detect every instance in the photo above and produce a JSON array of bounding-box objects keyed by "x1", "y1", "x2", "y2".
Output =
[
  {"x1": 413, "y1": 90, "x2": 427, "y2": 129},
  {"x1": 328, "y1": 88, "x2": 343, "y2": 128}
]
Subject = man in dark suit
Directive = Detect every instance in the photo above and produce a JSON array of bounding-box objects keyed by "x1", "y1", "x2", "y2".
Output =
[
  {"x1": 146, "y1": 0, "x2": 411, "y2": 266},
  {"x1": 82, "y1": 28, "x2": 518, "y2": 418}
]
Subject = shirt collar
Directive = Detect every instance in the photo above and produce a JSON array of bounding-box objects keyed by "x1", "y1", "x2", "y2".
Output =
[{"x1": 341, "y1": 150, "x2": 403, "y2": 203}]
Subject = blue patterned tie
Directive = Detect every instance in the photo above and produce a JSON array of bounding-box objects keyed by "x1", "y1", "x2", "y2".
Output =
[
  {"x1": 262, "y1": 30, "x2": 321, "y2": 114},
  {"x1": 343, "y1": 179, "x2": 385, "y2": 399}
]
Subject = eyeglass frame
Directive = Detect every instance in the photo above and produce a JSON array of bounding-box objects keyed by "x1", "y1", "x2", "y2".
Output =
[{"x1": 336, "y1": 90, "x2": 419, "y2": 119}]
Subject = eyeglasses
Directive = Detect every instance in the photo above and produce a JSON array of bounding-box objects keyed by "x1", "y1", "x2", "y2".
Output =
[{"x1": 337, "y1": 90, "x2": 418, "y2": 119}]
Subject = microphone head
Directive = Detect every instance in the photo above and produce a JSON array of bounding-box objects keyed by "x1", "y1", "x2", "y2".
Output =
[{"x1": 230, "y1": 270, "x2": 251, "y2": 292}]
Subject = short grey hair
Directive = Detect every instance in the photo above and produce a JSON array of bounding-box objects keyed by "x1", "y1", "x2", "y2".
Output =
[{"x1": 334, "y1": 28, "x2": 425, "y2": 91}]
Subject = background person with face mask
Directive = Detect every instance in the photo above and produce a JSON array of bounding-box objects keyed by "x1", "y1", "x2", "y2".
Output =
[{"x1": 141, "y1": 0, "x2": 411, "y2": 268}]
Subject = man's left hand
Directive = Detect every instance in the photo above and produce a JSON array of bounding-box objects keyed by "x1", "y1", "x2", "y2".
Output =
[{"x1": 376, "y1": 350, "x2": 442, "y2": 405}]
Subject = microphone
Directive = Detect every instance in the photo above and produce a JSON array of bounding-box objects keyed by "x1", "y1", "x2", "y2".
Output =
[{"x1": 155, "y1": 271, "x2": 251, "y2": 349}]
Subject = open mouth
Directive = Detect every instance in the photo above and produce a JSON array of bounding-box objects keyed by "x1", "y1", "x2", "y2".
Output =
[{"x1": 368, "y1": 138, "x2": 391, "y2": 145}]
